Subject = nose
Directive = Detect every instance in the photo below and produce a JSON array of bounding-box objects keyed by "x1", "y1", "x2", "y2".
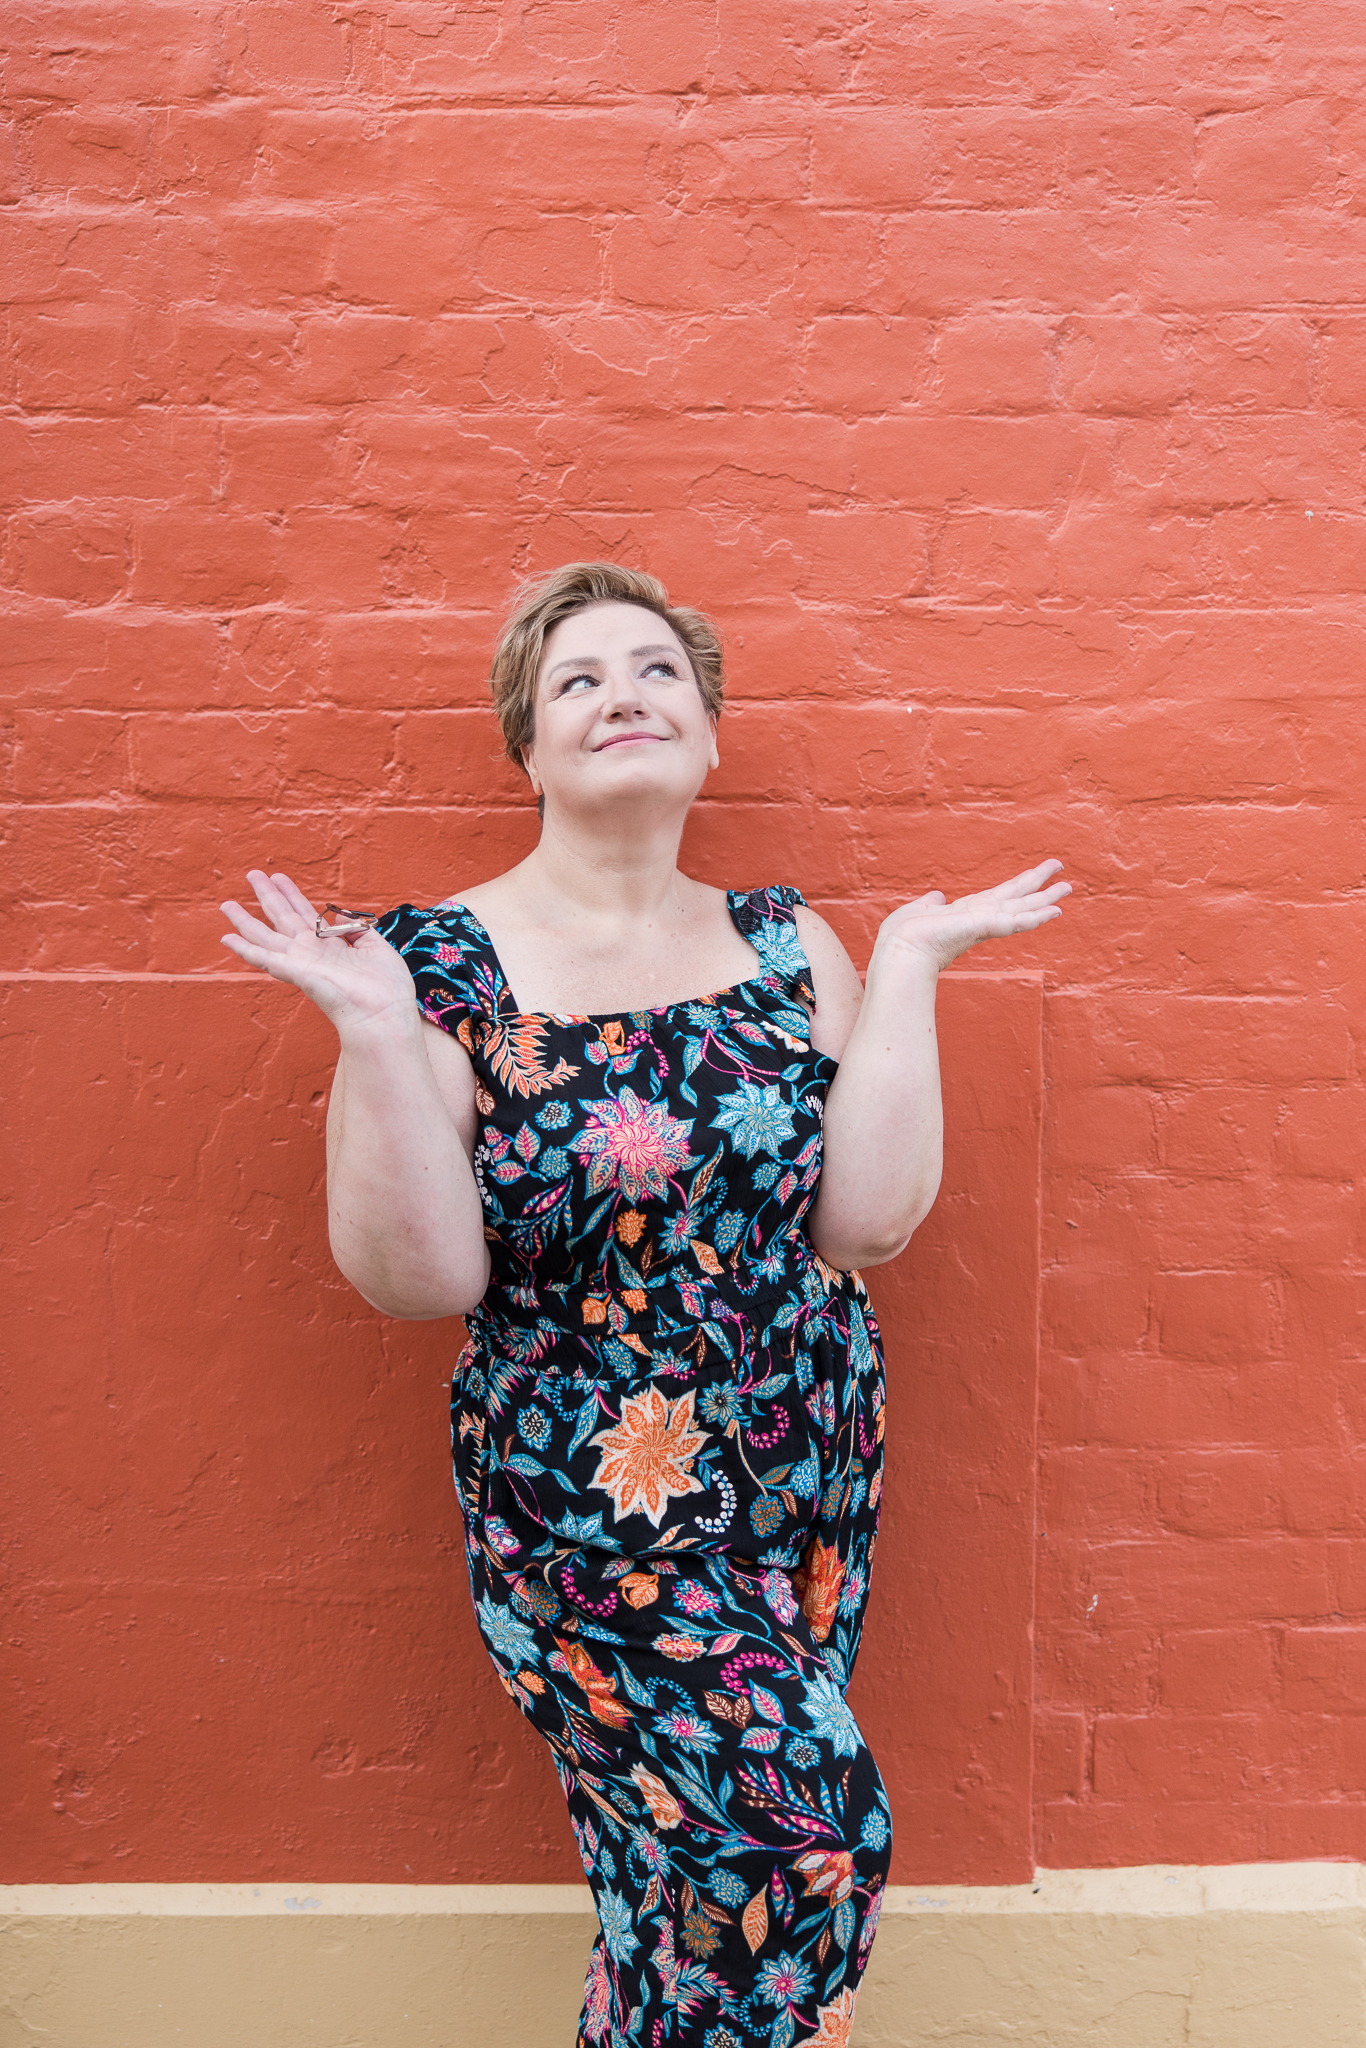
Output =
[{"x1": 598, "y1": 663, "x2": 650, "y2": 719}]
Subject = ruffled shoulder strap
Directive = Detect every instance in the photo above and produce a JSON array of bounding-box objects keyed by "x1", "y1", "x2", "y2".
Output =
[
  {"x1": 728, "y1": 885, "x2": 816, "y2": 1008},
  {"x1": 375, "y1": 901, "x2": 514, "y2": 1040}
]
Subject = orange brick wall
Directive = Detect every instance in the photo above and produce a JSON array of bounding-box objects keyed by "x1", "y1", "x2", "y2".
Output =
[{"x1": 4, "y1": 1, "x2": 1364, "y2": 1883}]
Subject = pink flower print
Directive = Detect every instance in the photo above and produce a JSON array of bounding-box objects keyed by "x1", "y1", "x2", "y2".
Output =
[
  {"x1": 677, "y1": 1581, "x2": 721, "y2": 1617},
  {"x1": 571, "y1": 1087, "x2": 695, "y2": 1204},
  {"x1": 580, "y1": 1942, "x2": 613, "y2": 2044},
  {"x1": 588, "y1": 1386, "x2": 709, "y2": 1526}
]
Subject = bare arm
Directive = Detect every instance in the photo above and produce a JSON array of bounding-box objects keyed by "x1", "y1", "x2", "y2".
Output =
[
  {"x1": 221, "y1": 872, "x2": 489, "y2": 1319},
  {"x1": 801, "y1": 862, "x2": 1069, "y2": 1270}
]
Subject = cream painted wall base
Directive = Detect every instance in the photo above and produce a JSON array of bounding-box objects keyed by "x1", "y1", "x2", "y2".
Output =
[{"x1": 2, "y1": 1867, "x2": 1363, "y2": 2047}]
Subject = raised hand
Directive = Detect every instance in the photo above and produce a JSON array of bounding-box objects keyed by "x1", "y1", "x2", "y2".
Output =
[
  {"x1": 219, "y1": 871, "x2": 418, "y2": 1038},
  {"x1": 876, "y1": 859, "x2": 1070, "y2": 977}
]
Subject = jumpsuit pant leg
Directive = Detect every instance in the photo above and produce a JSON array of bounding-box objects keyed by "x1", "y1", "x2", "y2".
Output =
[{"x1": 467, "y1": 1539, "x2": 892, "y2": 2048}]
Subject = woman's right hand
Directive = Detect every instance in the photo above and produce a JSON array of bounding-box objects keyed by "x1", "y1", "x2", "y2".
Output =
[{"x1": 219, "y1": 871, "x2": 418, "y2": 1040}]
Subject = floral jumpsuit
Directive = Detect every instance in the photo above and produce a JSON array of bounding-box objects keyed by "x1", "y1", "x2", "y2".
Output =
[{"x1": 378, "y1": 886, "x2": 892, "y2": 2048}]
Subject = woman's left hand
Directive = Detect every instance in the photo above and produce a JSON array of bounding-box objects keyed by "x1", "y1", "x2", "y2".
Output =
[{"x1": 873, "y1": 858, "x2": 1070, "y2": 979}]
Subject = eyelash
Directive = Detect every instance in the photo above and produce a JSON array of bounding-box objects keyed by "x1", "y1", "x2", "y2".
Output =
[{"x1": 560, "y1": 660, "x2": 679, "y2": 695}]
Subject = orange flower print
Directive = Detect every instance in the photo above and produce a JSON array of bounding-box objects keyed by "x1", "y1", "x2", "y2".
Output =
[
  {"x1": 589, "y1": 1386, "x2": 708, "y2": 1527},
  {"x1": 809, "y1": 1988, "x2": 859, "y2": 2046},
  {"x1": 793, "y1": 1536, "x2": 844, "y2": 1643},
  {"x1": 616, "y1": 1209, "x2": 647, "y2": 1246},
  {"x1": 556, "y1": 1638, "x2": 633, "y2": 1729},
  {"x1": 619, "y1": 1571, "x2": 660, "y2": 1609},
  {"x1": 792, "y1": 1847, "x2": 855, "y2": 1903},
  {"x1": 629, "y1": 1762, "x2": 682, "y2": 1830}
]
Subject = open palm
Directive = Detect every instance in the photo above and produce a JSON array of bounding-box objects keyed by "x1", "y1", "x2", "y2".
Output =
[
  {"x1": 219, "y1": 871, "x2": 417, "y2": 1036},
  {"x1": 880, "y1": 859, "x2": 1070, "y2": 973}
]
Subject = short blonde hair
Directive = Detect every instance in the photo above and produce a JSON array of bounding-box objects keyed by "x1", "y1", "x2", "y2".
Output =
[{"x1": 488, "y1": 562, "x2": 725, "y2": 774}]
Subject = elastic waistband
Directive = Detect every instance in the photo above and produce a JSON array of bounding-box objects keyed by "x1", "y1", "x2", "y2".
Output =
[{"x1": 470, "y1": 1246, "x2": 848, "y2": 1344}]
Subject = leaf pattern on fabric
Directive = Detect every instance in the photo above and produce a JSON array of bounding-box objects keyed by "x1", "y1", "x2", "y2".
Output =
[{"x1": 376, "y1": 885, "x2": 892, "y2": 2046}]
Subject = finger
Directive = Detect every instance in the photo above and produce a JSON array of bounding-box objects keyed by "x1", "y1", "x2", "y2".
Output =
[
  {"x1": 221, "y1": 899, "x2": 291, "y2": 950},
  {"x1": 244, "y1": 868, "x2": 311, "y2": 935},
  {"x1": 985, "y1": 859, "x2": 1066, "y2": 902},
  {"x1": 269, "y1": 871, "x2": 321, "y2": 923},
  {"x1": 220, "y1": 933, "x2": 304, "y2": 978}
]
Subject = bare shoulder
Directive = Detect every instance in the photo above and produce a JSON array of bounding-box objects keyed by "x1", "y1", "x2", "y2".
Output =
[{"x1": 793, "y1": 904, "x2": 864, "y2": 1061}]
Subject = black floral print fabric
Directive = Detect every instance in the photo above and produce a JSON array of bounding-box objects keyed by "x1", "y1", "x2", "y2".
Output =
[{"x1": 378, "y1": 886, "x2": 891, "y2": 2048}]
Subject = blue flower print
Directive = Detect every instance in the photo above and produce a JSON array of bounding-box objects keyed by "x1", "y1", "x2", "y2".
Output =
[
  {"x1": 756, "y1": 1951, "x2": 814, "y2": 2007},
  {"x1": 475, "y1": 1594, "x2": 539, "y2": 1671},
  {"x1": 597, "y1": 1887, "x2": 640, "y2": 1965},
  {"x1": 799, "y1": 1671, "x2": 863, "y2": 1757},
  {"x1": 653, "y1": 1705, "x2": 722, "y2": 1753},
  {"x1": 712, "y1": 1080, "x2": 797, "y2": 1160},
  {"x1": 709, "y1": 1868, "x2": 751, "y2": 1909},
  {"x1": 861, "y1": 1807, "x2": 891, "y2": 1851}
]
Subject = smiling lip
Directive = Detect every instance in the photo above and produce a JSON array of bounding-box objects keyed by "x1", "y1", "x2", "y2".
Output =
[{"x1": 596, "y1": 733, "x2": 665, "y2": 749}]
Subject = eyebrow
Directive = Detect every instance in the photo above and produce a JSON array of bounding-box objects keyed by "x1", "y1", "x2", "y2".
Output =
[{"x1": 544, "y1": 644, "x2": 682, "y2": 681}]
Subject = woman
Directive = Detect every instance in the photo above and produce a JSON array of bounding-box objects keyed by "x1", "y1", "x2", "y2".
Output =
[{"x1": 220, "y1": 562, "x2": 1067, "y2": 2048}]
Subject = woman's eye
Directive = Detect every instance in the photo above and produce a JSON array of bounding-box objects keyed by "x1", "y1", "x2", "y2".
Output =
[
  {"x1": 560, "y1": 672, "x2": 599, "y2": 694},
  {"x1": 643, "y1": 660, "x2": 679, "y2": 679}
]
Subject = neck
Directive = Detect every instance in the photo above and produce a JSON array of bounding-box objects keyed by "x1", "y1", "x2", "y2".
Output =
[{"x1": 517, "y1": 798, "x2": 692, "y2": 924}]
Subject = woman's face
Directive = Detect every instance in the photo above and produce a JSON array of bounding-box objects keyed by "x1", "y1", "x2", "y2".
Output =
[{"x1": 524, "y1": 602, "x2": 719, "y2": 821}]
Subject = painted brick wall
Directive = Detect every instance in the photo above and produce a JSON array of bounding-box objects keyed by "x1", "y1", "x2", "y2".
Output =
[{"x1": 4, "y1": 1, "x2": 1364, "y2": 1883}]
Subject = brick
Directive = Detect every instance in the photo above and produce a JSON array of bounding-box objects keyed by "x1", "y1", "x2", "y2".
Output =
[
  {"x1": 1033, "y1": 1709, "x2": 1086, "y2": 1801},
  {"x1": 1187, "y1": 313, "x2": 1314, "y2": 411},
  {"x1": 1062, "y1": 108, "x2": 1196, "y2": 201},
  {"x1": 608, "y1": 212, "x2": 798, "y2": 312},
  {"x1": 1158, "y1": 1628, "x2": 1279, "y2": 1712},
  {"x1": 1040, "y1": 1447, "x2": 1155, "y2": 1535},
  {"x1": 1196, "y1": 102, "x2": 1338, "y2": 211},
  {"x1": 1057, "y1": 315, "x2": 1187, "y2": 415},
  {"x1": 130, "y1": 512, "x2": 281, "y2": 610},
  {"x1": 1094, "y1": 1712, "x2": 1340, "y2": 1802},
  {"x1": 0, "y1": 414, "x2": 219, "y2": 510},
  {"x1": 1047, "y1": 1084, "x2": 1158, "y2": 1175},
  {"x1": 217, "y1": 206, "x2": 336, "y2": 305},
  {"x1": 223, "y1": 2, "x2": 354, "y2": 92},
  {"x1": 797, "y1": 509, "x2": 930, "y2": 602},
  {"x1": 933, "y1": 313, "x2": 1057, "y2": 415},
  {"x1": 319, "y1": 611, "x2": 496, "y2": 710},
  {"x1": 1153, "y1": 1272, "x2": 1277, "y2": 1365},
  {"x1": 616, "y1": 0, "x2": 718, "y2": 93},
  {"x1": 221, "y1": 417, "x2": 345, "y2": 514},
  {"x1": 854, "y1": 415, "x2": 1100, "y2": 514},
  {"x1": 1157, "y1": 1452, "x2": 1284, "y2": 1537},
  {"x1": 29, "y1": 110, "x2": 150, "y2": 202},
  {"x1": 475, "y1": 216, "x2": 605, "y2": 305},
  {"x1": 6, "y1": 710, "x2": 128, "y2": 801},
  {"x1": 810, "y1": 110, "x2": 933, "y2": 208},
  {"x1": 1035, "y1": 1624, "x2": 1156, "y2": 1716},
  {"x1": 1040, "y1": 1354, "x2": 1338, "y2": 1456},
  {"x1": 653, "y1": 121, "x2": 808, "y2": 211},
  {"x1": 931, "y1": 512, "x2": 1053, "y2": 601},
  {"x1": 1, "y1": 3, "x2": 221, "y2": 104},
  {"x1": 7, "y1": 511, "x2": 131, "y2": 607},
  {"x1": 13, "y1": 302, "x2": 153, "y2": 413},
  {"x1": 142, "y1": 307, "x2": 300, "y2": 407},
  {"x1": 1274, "y1": 1087, "x2": 1366, "y2": 1179},
  {"x1": 1156, "y1": 1090, "x2": 1280, "y2": 1178},
  {"x1": 929, "y1": 108, "x2": 1060, "y2": 209},
  {"x1": 802, "y1": 316, "x2": 931, "y2": 411},
  {"x1": 0, "y1": 120, "x2": 20, "y2": 206}
]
